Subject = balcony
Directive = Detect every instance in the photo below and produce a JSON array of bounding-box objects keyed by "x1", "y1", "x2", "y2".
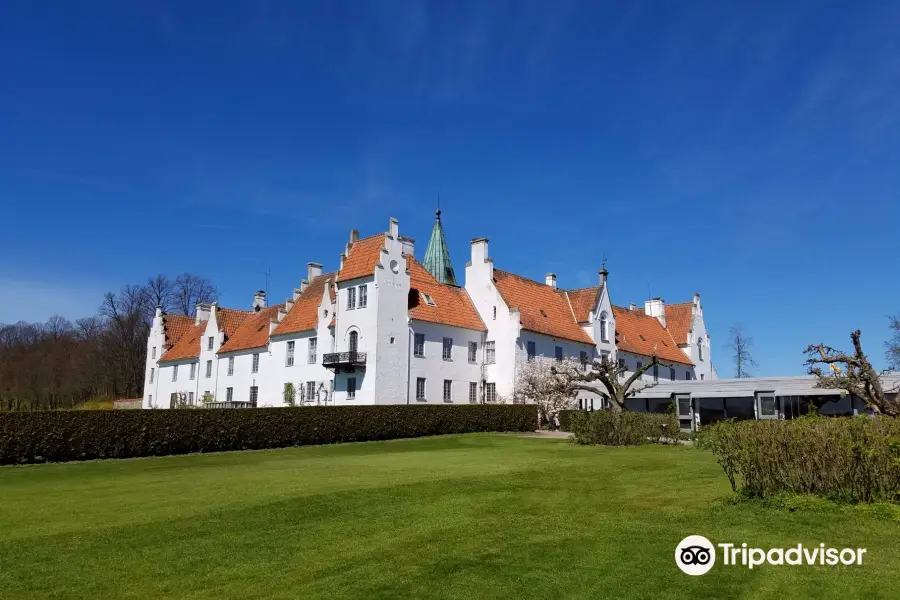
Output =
[
  {"x1": 322, "y1": 351, "x2": 367, "y2": 372},
  {"x1": 205, "y1": 401, "x2": 256, "y2": 409}
]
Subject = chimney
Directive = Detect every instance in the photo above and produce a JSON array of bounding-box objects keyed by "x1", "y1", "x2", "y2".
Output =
[
  {"x1": 471, "y1": 237, "x2": 489, "y2": 264},
  {"x1": 399, "y1": 235, "x2": 415, "y2": 257},
  {"x1": 388, "y1": 217, "x2": 399, "y2": 238},
  {"x1": 628, "y1": 302, "x2": 637, "y2": 311},
  {"x1": 285, "y1": 298, "x2": 294, "y2": 312},
  {"x1": 350, "y1": 229, "x2": 359, "y2": 244},
  {"x1": 644, "y1": 297, "x2": 666, "y2": 327},
  {"x1": 195, "y1": 303, "x2": 211, "y2": 325},
  {"x1": 545, "y1": 273, "x2": 557, "y2": 289},
  {"x1": 293, "y1": 287, "x2": 302, "y2": 301},
  {"x1": 693, "y1": 292, "x2": 701, "y2": 316},
  {"x1": 253, "y1": 290, "x2": 266, "y2": 310},
  {"x1": 599, "y1": 268, "x2": 608, "y2": 287},
  {"x1": 308, "y1": 262, "x2": 323, "y2": 282},
  {"x1": 339, "y1": 252, "x2": 346, "y2": 270}
]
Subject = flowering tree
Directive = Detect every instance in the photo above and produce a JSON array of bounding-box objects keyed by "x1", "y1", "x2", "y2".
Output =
[
  {"x1": 514, "y1": 356, "x2": 581, "y2": 427},
  {"x1": 554, "y1": 354, "x2": 659, "y2": 412}
]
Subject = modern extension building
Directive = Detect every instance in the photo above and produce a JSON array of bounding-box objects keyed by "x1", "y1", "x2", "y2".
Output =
[{"x1": 142, "y1": 211, "x2": 715, "y2": 409}]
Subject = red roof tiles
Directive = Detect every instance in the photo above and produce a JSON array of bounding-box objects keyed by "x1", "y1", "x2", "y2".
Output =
[
  {"x1": 336, "y1": 234, "x2": 385, "y2": 282},
  {"x1": 408, "y1": 257, "x2": 486, "y2": 331},
  {"x1": 664, "y1": 302, "x2": 694, "y2": 345},
  {"x1": 218, "y1": 305, "x2": 283, "y2": 354},
  {"x1": 162, "y1": 314, "x2": 194, "y2": 347},
  {"x1": 272, "y1": 273, "x2": 335, "y2": 336},
  {"x1": 566, "y1": 287, "x2": 600, "y2": 323},
  {"x1": 158, "y1": 322, "x2": 205, "y2": 363},
  {"x1": 612, "y1": 306, "x2": 693, "y2": 365},
  {"x1": 493, "y1": 270, "x2": 594, "y2": 345},
  {"x1": 215, "y1": 307, "x2": 250, "y2": 339}
]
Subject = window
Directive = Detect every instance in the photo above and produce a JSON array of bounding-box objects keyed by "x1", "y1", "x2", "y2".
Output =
[
  {"x1": 170, "y1": 392, "x2": 177, "y2": 406},
  {"x1": 580, "y1": 351, "x2": 588, "y2": 371},
  {"x1": 698, "y1": 339, "x2": 704, "y2": 361},
  {"x1": 653, "y1": 365, "x2": 659, "y2": 382},
  {"x1": 151, "y1": 346, "x2": 156, "y2": 359},
  {"x1": 618, "y1": 358, "x2": 626, "y2": 369},
  {"x1": 308, "y1": 337, "x2": 317, "y2": 364},
  {"x1": 422, "y1": 293, "x2": 435, "y2": 307},
  {"x1": 307, "y1": 381, "x2": 316, "y2": 401},
  {"x1": 414, "y1": 333, "x2": 425, "y2": 357},
  {"x1": 149, "y1": 368, "x2": 155, "y2": 383},
  {"x1": 416, "y1": 378, "x2": 426, "y2": 401},
  {"x1": 252, "y1": 353, "x2": 259, "y2": 373},
  {"x1": 555, "y1": 346, "x2": 563, "y2": 361},
  {"x1": 685, "y1": 371, "x2": 692, "y2": 380},
  {"x1": 600, "y1": 313, "x2": 609, "y2": 342},
  {"x1": 148, "y1": 394, "x2": 152, "y2": 407},
  {"x1": 468, "y1": 342, "x2": 477, "y2": 363},
  {"x1": 349, "y1": 331, "x2": 359, "y2": 354},
  {"x1": 636, "y1": 361, "x2": 642, "y2": 372},
  {"x1": 670, "y1": 367, "x2": 676, "y2": 381},
  {"x1": 189, "y1": 363, "x2": 196, "y2": 380},
  {"x1": 188, "y1": 392, "x2": 194, "y2": 405},
  {"x1": 226, "y1": 387, "x2": 233, "y2": 401},
  {"x1": 469, "y1": 382, "x2": 478, "y2": 403},
  {"x1": 249, "y1": 386, "x2": 258, "y2": 406},
  {"x1": 527, "y1": 341, "x2": 536, "y2": 360},
  {"x1": 700, "y1": 374, "x2": 705, "y2": 380},
  {"x1": 347, "y1": 287, "x2": 356, "y2": 310},
  {"x1": 206, "y1": 360, "x2": 212, "y2": 378},
  {"x1": 493, "y1": 306, "x2": 497, "y2": 320},
  {"x1": 347, "y1": 377, "x2": 357, "y2": 399},
  {"x1": 443, "y1": 380, "x2": 452, "y2": 402},
  {"x1": 227, "y1": 356, "x2": 234, "y2": 376},
  {"x1": 485, "y1": 341, "x2": 496, "y2": 364},
  {"x1": 286, "y1": 341, "x2": 295, "y2": 366},
  {"x1": 207, "y1": 336, "x2": 214, "y2": 351},
  {"x1": 442, "y1": 337, "x2": 452, "y2": 360},
  {"x1": 172, "y1": 365, "x2": 178, "y2": 381},
  {"x1": 485, "y1": 382, "x2": 497, "y2": 403},
  {"x1": 601, "y1": 351, "x2": 610, "y2": 363},
  {"x1": 358, "y1": 285, "x2": 367, "y2": 308}
]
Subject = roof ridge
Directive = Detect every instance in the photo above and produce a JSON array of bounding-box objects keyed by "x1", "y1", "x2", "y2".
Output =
[{"x1": 494, "y1": 268, "x2": 567, "y2": 292}]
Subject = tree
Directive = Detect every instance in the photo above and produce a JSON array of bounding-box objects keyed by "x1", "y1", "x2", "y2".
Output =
[
  {"x1": 724, "y1": 325, "x2": 759, "y2": 378},
  {"x1": 887, "y1": 316, "x2": 900, "y2": 371},
  {"x1": 805, "y1": 330, "x2": 900, "y2": 417},
  {"x1": 514, "y1": 357, "x2": 580, "y2": 427},
  {"x1": 563, "y1": 354, "x2": 660, "y2": 411},
  {"x1": 173, "y1": 274, "x2": 218, "y2": 316}
]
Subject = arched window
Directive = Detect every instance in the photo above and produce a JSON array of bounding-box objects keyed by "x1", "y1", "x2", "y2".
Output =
[
  {"x1": 697, "y1": 337, "x2": 704, "y2": 361},
  {"x1": 600, "y1": 312, "x2": 609, "y2": 343},
  {"x1": 349, "y1": 331, "x2": 359, "y2": 354}
]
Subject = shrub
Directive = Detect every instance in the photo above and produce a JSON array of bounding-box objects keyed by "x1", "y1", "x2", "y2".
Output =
[
  {"x1": 569, "y1": 410, "x2": 679, "y2": 446},
  {"x1": 0, "y1": 404, "x2": 537, "y2": 465},
  {"x1": 697, "y1": 416, "x2": 900, "y2": 504}
]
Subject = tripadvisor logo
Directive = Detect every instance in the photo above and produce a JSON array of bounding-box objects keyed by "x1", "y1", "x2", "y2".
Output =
[{"x1": 675, "y1": 536, "x2": 867, "y2": 576}]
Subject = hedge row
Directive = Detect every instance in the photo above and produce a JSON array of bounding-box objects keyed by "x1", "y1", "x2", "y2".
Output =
[
  {"x1": 568, "y1": 410, "x2": 680, "y2": 446},
  {"x1": 0, "y1": 404, "x2": 537, "y2": 464}
]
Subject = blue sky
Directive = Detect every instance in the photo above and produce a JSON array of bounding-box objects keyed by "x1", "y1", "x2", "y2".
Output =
[{"x1": 1, "y1": 1, "x2": 898, "y2": 376}]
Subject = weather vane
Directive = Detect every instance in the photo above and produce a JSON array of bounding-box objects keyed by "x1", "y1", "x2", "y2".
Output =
[{"x1": 601, "y1": 253, "x2": 607, "y2": 271}]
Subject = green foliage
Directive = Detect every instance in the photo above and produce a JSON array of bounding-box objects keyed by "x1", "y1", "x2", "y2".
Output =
[
  {"x1": 568, "y1": 410, "x2": 679, "y2": 446},
  {"x1": 697, "y1": 416, "x2": 900, "y2": 503},
  {"x1": 0, "y1": 404, "x2": 537, "y2": 464},
  {"x1": 283, "y1": 383, "x2": 296, "y2": 407},
  {"x1": 200, "y1": 392, "x2": 214, "y2": 404}
]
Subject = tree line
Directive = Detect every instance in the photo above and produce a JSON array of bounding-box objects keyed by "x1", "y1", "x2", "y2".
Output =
[{"x1": 0, "y1": 274, "x2": 216, "y2": 411}]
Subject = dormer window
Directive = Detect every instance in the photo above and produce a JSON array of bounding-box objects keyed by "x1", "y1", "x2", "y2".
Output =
[
  {"x1": 539, "y1": 309, "x2": 547, "y2": 317},
  {"x1": 422, "y1": 293, "x2": 436, "y2": 307}
]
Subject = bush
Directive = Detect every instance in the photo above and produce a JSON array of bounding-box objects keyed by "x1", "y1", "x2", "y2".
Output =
[
  {"x1": 697, "y1": 416, "x2": 900, "y2": 504},
  {"x1": 0, "y1": 404, "x2": 537, "y2": 465},
  {"x1": 568, "y1": 410, "x2": 680, "y2": 446}
]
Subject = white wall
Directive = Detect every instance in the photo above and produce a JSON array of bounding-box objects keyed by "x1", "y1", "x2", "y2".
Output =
[
  {"x1": 373, "y1": 222, "x2": 413, "y2": 405},
  {"x1": 683, "y1": 298, "x2": 714, "y2": 380},
  {"x1": 154, "y1": 359, "x2": 200, "y2": 408},
  {"x1": 215, "y1": 348, "x2": 265, "y2": 405},
  {"x1": 143, "y1": 310, "x2": 166, "y2": 408},
  {"x1": 333, "y1": 273, "x2": 378, "y2": 405},
  {"x1": 408, "y1": 321, "x2": 484, "y2": 404}
]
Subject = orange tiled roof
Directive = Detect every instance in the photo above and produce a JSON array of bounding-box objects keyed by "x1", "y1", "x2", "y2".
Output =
[
  {"x1": 612, "y1": 306, "x2": 693, "y2": 365},
  {"x1": 158, "y1": 322, "x2": 205, "y2": 363},
  {"x1": 566, "y1": 287, "x2": 600, "y2": 323},
  {"x1": 336, "y1": 233, "x2": 385, "y2": 282},
  {"x1": 272, "y1": 273, "x2": 335, "y2": 336},
  {"x1": 162, "y1": 314, "x2": 194, "y2": 347},
  {"x1": 664, "y1": 302, "x2": 694, "y2": 345},
  {"x1": 408, "y1": 257, "x2": 486, "y2": 331},
  {"x1": 493, "y1": 270, "x2": 594, "y2": 345},
  {"x1": 218, "y1": 305, "x2": 283, "y2": 354},
  {"x1": 215, "y1": 307, "x2": 250, "y2": 338}
]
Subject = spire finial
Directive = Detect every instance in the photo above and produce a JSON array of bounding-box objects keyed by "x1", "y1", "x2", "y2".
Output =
[{"x1": 601, "y1": 253, "x2": 607, "y2": 271}]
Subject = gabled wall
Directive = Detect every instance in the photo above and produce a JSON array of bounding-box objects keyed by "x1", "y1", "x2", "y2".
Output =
[{"x1": 373, "y1": 219, "x2": 411, "y2": 405}]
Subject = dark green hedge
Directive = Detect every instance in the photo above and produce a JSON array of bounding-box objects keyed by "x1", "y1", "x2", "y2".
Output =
[{"x1": 0, "y1": 404, "x2": 537, "y2": 464}]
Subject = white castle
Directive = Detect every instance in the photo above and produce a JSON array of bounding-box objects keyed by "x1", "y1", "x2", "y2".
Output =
[{"x1": 142, "y1": 212, "x2": 714, "y2": 409}]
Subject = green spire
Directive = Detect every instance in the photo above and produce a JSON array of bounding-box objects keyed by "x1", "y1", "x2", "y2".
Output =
[{"x1": 423, "y1": 209, "x2": 458, "y2": 285}]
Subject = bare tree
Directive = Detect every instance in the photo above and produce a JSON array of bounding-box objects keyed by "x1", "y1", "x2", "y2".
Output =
[
  {"x1": 724, "y1": 325, "x2": 759, "y2": 378},
  {"x1": 173, "y1": 274, "x2": 218, "y2": 316},
  {"x1": 805, "y1": 330, "x2": 899, "y2": 416},
  {"x1": 555, "y1": 354, "x2": 660, "y2": 411},
  {"x1": 886, "y1": 316, "x2": 900, "y2": 371}
]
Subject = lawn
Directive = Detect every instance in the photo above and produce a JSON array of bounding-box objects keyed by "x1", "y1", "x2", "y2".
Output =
[{"x1": 0, "y1": 435, "x2": 898, "y2": 599}]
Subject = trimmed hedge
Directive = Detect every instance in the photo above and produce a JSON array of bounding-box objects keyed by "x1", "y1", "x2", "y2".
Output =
[
  {"x1": 0, "y1": 404, "x2": 537, "y2": 464},
  {"x1": 569, "y1": 410, "x2": 680, "y2": 446}
]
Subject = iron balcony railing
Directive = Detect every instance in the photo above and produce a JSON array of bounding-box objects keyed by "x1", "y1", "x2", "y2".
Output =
[{"x1": 322, "y1": 351, "x2": 367, "y2": 368}]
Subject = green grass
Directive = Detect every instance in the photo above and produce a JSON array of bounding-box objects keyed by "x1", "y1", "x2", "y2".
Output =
[{"x1": 0, "y1": 435, "x2": 898, "y2": 599}]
